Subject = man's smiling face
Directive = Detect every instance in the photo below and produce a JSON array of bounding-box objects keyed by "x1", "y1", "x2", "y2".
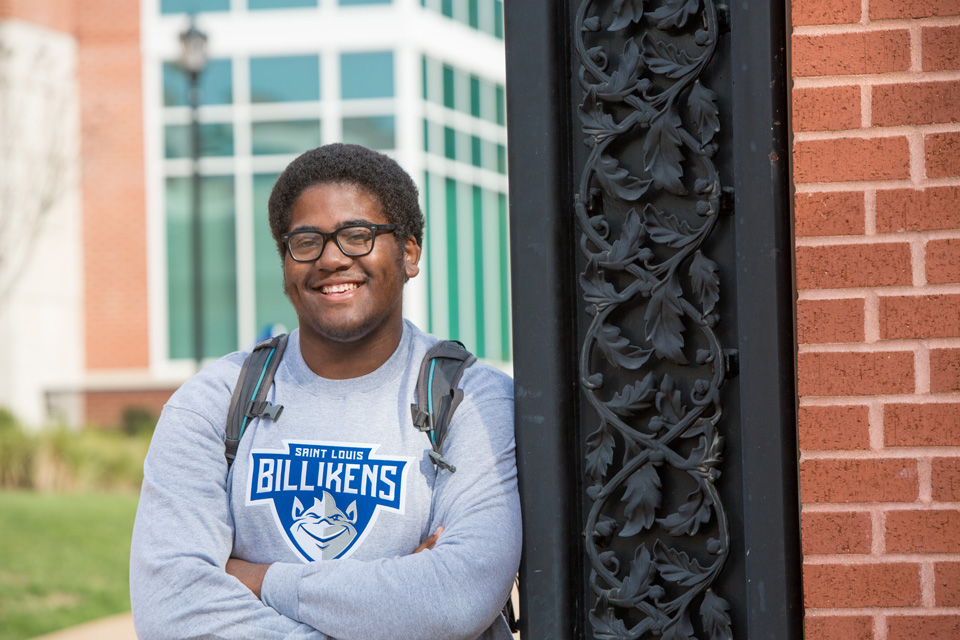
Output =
[{"x1": 283, "y1": 182, "x2": 420, "y2": 348}]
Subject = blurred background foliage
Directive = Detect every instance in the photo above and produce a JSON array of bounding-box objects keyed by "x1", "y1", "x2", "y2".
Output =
[{"x1": 0, "y1": 408, "x2": 151, "y2": 640}]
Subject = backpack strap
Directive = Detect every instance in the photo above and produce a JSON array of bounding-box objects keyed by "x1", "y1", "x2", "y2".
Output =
[
  {"x1": 225, "y1": 334, "x2": 289, "y2": 468},
  {"x1": 410, "y1": 340, "x2": 477, "y2": 473}
]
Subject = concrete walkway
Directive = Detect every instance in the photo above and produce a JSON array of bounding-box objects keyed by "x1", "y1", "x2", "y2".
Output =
[{"x1": 30, "y1": 613, "x2": 136, "y2": 640}]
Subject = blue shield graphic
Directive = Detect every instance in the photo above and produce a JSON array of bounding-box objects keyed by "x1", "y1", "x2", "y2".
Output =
[{"x1": 247, "y1": 441, "x2": 410, "y2": 561}]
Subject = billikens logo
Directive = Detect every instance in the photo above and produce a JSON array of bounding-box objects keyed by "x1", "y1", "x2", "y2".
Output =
[{"x1": 247, "y1": 441, "x2": 410, "y2": 562}]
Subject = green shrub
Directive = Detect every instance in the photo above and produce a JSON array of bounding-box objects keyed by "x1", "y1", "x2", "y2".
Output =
[
  {"x1": 0, "y1": 409, "x2": 37, "y2": 489},
  {"x1": 0, "y1": 408, "x2": 151, "y2": 492},
  {"x1": 120, "y1": 408, "x2": 156, "y2": 437}
]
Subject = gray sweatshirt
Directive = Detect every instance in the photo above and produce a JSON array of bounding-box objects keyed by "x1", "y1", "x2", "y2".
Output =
[{"x1": 130, "y1": 322, "x2": 521, "y2": 640}]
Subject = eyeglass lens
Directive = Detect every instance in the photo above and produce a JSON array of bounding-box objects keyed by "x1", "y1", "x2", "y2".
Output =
[{"x1": 287, "y1": 226, "x2": 375, "y2": 260}]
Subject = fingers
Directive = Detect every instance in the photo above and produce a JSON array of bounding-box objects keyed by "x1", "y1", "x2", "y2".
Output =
[{"x1": 412, "y1": 526, "x2": 444, "y2": 554}]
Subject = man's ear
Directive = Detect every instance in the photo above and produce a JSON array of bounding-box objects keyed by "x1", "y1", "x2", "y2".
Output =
[{"x1": 403, "y1": 236, "x2": 421, "y2": 279}]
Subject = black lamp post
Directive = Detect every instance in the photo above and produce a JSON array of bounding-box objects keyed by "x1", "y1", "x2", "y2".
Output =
[{"x1": 179, "y1": 17, "x2": 208, "y2": 371}]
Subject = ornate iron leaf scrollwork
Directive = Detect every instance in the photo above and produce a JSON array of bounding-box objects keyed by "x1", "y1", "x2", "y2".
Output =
[{"x1": 574, "y1": 1, "x2": 736, "y2": 638}]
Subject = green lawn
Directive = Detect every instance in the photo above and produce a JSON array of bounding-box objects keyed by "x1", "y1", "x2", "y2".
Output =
[{"x1": 0, "y1": 491, "x2": 139, "y2": 640}]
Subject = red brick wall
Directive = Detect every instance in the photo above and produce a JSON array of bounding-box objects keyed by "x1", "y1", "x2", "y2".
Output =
[
  {"x1": 793, "y1": 0, "x2": 960, "y2": 636},
  {"x1": 78, "y1": 0, "x2": 149, "y2": 370},
  {"x1": 85, "y1": 389, "x2": 175, "y2": 428},
  {"x1": 0, "y1": 0, "x2": 77, "y2": 34}
]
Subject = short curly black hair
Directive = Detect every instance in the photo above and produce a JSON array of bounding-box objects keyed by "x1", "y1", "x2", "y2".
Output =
[{"x1": 267, "y1": 143, "x2": 424, "y2": 257}]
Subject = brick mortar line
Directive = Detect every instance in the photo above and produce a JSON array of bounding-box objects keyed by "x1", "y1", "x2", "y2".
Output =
[
  {"x1": 917, "y1": 346, "x2": 932, "y2": 395},
  {"x1": 874, "y1": 507, "x2": 886, "y2": 554},
  {"x1": 801, "y1": 449, "x2": 960, "y2": 459},
  {"x1": 803, "y1": 502, "x2": 960, "y2": 512},
  {"x1": 796, "y1": 229, "x2": 960, "y2": 246},
  {"x1": 799, "y1": 393, "x2": 960, "y2": 406},
  {"x1": 793, "y1": 16, "x2": 960, "y2": 36},
  {"x1": 862, "y1": 84, "x2": 872, "y2": 128},
  {"x1": 910, "y1": 130, "x2": 926, "y2": 185},
  {"x1": 797, "y1": 283, "x2": 960, "y2": 297},
  {"x1": 803, "y1": 554, "x2": 960, "y2": 564},
  {"x1": 869, "y1": 399, "x2": 884, "y2": 449},
  {"x1": 794, "y1": 177, "x2": 960, "y2": 192},
  {"x1": 794, "y1": 123, "x2": 960, "y2": 142},
  {"x1": 798, "y1": 340, "x2": 960, "y2": 352},
  {"x1": 805, "y1": 607, "x2": 960, "y2": 615},
  {"x1": 920, "y1": 457, "x2": 934, "y2": 502},
  {"x1": 911, "y1": 25, "x2": 924, "y2": 74},
  {"x1": 865, "y1": 189, "x2": 877, "y2": 235},
  {"x1": 792, "y1": 70, "x2": 960, "y2": 88},
  {"x1": 922, "y1": 562, "x2": 936, "y2": 606},
  {"x1": 865, "y1": 291, "x2": 880, "y2": 342}
]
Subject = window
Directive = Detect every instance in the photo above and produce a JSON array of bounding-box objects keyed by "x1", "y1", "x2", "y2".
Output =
[
  {"x1": 342, "y1": 115, "x2": 395, "y2": 150},
  {"x1": 164, "y1": 123, "x2": 234, "y2": 158},
  {"x1": 250, "y1": 55, "x2": 320, "y2": 103},
  {"x1": 249, "y1": 0, "x2": 318, "y2": 8},
  {"x1": 163, "y1": 59, "x2": 233, "y2": 106},
  {"x1": 161, "y1": 0, "x2": 229, "y2": 13},
  {"x1": 341, "y1": 51, "x2": 394, "y2": 99},
  {"x1": 251, "y1": 120, "x2": 322, "y2": 155},
  {"x1": 252, "y1": 174, "x2": 298, "y2": 335},
  {"x1": 165, "y1": 175, "x2": 238, "y2": 359}
]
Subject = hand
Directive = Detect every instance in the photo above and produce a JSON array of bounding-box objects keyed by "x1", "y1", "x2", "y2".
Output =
[
  {"x1": 412, "y1": 526, "x2": 444, "y2": 554},
  {"x1": 226, "y1": 557, "x2": 270, "y2": 600}
]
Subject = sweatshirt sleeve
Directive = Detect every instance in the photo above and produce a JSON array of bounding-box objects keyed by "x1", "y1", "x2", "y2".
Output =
[
  {"x1": 259, "y1": 390, "x2": 521, "y2": 640},
  {"x1": 130, "y1": 394, "x2": 330, "y2": 640}
]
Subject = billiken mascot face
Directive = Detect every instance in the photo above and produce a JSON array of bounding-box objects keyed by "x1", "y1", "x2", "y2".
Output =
[{"x1": 289, "y1": 492, "x2": 359, "y2": 560}]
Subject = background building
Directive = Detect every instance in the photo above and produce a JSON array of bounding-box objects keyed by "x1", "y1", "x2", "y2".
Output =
[{"x1": 0, "y1": 0, "x2": 509, "y2": 427}]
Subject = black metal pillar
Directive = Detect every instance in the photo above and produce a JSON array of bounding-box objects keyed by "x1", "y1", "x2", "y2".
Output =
[
  {"x1": 505, "y1": 0, "x2": 803, "y2": 637},
  {"x1": 189, "y1": 70, "x2": 204, "y2": 369}
]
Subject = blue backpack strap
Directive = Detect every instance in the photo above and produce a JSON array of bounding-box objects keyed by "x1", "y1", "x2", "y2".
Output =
[
  {"x1": 225, "y1": 334, "x2": 289, "y2": 468},
  {"x1": 410, "y1": 340, "x2": 477, "y2": 473}
]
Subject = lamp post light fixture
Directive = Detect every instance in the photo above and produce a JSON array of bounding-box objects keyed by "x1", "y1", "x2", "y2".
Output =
[{"x1": 179, "y1": 17, "x2": 208, "y2": 371}]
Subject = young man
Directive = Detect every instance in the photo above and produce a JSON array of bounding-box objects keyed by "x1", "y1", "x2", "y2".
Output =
[{"x1": 130, "y1": 144, "x2": 521, "y2": 639}]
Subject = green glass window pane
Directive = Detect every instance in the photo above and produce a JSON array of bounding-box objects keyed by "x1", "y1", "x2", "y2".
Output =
[
  {"x1": 481, "y1": 138, "x2": 497, "y2": 171},
  {"x1": 250, "y1": 56, "x2": 320, "y2": 103},
  {"x1": 426, "y1": 120, "x2": 443, "y2": 156},
  {"x1": 478, "y1": 76, "x2": 495, "y2": 123},
  {"x1": 471, "y1": 135, "x2": 482, "y2": 167},
  {"x1": 456, "y1": 130, "x2": 471, "y2": 164},
  {"x1": 421, "y1": 57, "x2": 428, "y2": 101},
  {"x1": 164, "y1": 123, "x2": 234, "y2": 158},
  {"x1": 249, "y1": 0, "x2": 317, "y2": 7},
  {"x1": 341, "y1": 51, "x2": 394, "y2": 99},
  {"x1": 453, "y1": 67, "x2": 470, "y2": 114},
  {"x1": 342, "y1": 115, "x2": 396, "y2": 150},
  {"x1": 494, "y1": 0, "x2": 503, "y2": 39},
  {"x1": 469, "y1": 75, "x2": 481, "y2": 118},
  {"x1": 339, "y1": 0, "x2": 391, "y2": 4},
  {"x1": 163, "y1": 59, "x2": 233, "y2": 106},
  {"x1": 166, "y1": 175, "x2": 238, "y2": 360},
  {"x1": 445, "y1": 177, "x2": 459, "y2": 341},
  {"x1": 444, "y1": 126, "x2": 456, "y2": 160},
  {"x1": 496, "y1": 84, "x2": 506, "y2": 125},
  {"x1": 423, "y1": 171, "x2": 433, "y2": 333},
  {"x1": 252, "y1": 173, "x2": 299, "y2": 336},
  {"x1": 161, "y1": 0, "x2": 229, "y2": 13},
  {"x1": 422, "y1": 118, "x2": 429, "y2": 152},
  {"x1": 497, "y1": 143, "x2": 507, "y2": 174},
  {"x1": 252, "y1": 120, "x2": 321, "y2": 155},
  {"x1": 472, "y1": 185, "x2": 485, "y2": 358},
  {"x1": 468, "y1": 0, "x2": 479, "y2": 28},
  {"x1": 498, "y1": 191, "x2": 510, "y2": 360},
  {"x1": 442, "y1": 64, "x2": 455, "y2": 109},
  {"x1": 441, "y1": 0, "x2": 453, "y2": 17}
]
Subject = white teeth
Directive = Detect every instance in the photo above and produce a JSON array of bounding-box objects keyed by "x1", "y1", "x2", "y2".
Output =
[{"x1": 321, "y1": 282, "x2": 360, "y2": 294}]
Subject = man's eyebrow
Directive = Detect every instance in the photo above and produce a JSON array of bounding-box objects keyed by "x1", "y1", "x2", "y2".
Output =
[{"x1": 288, "y1": 219, "x2": 376, "y2": 232}]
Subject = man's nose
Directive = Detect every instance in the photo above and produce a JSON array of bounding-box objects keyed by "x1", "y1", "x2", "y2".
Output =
[{"x1": 315, "y1": 239, "x2": 353, "y2": 269}]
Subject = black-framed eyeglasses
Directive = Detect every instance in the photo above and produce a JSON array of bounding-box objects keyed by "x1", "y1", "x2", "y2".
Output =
[{"x1": 281, "y1": 224, "x2": 397, "y2": 262}]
